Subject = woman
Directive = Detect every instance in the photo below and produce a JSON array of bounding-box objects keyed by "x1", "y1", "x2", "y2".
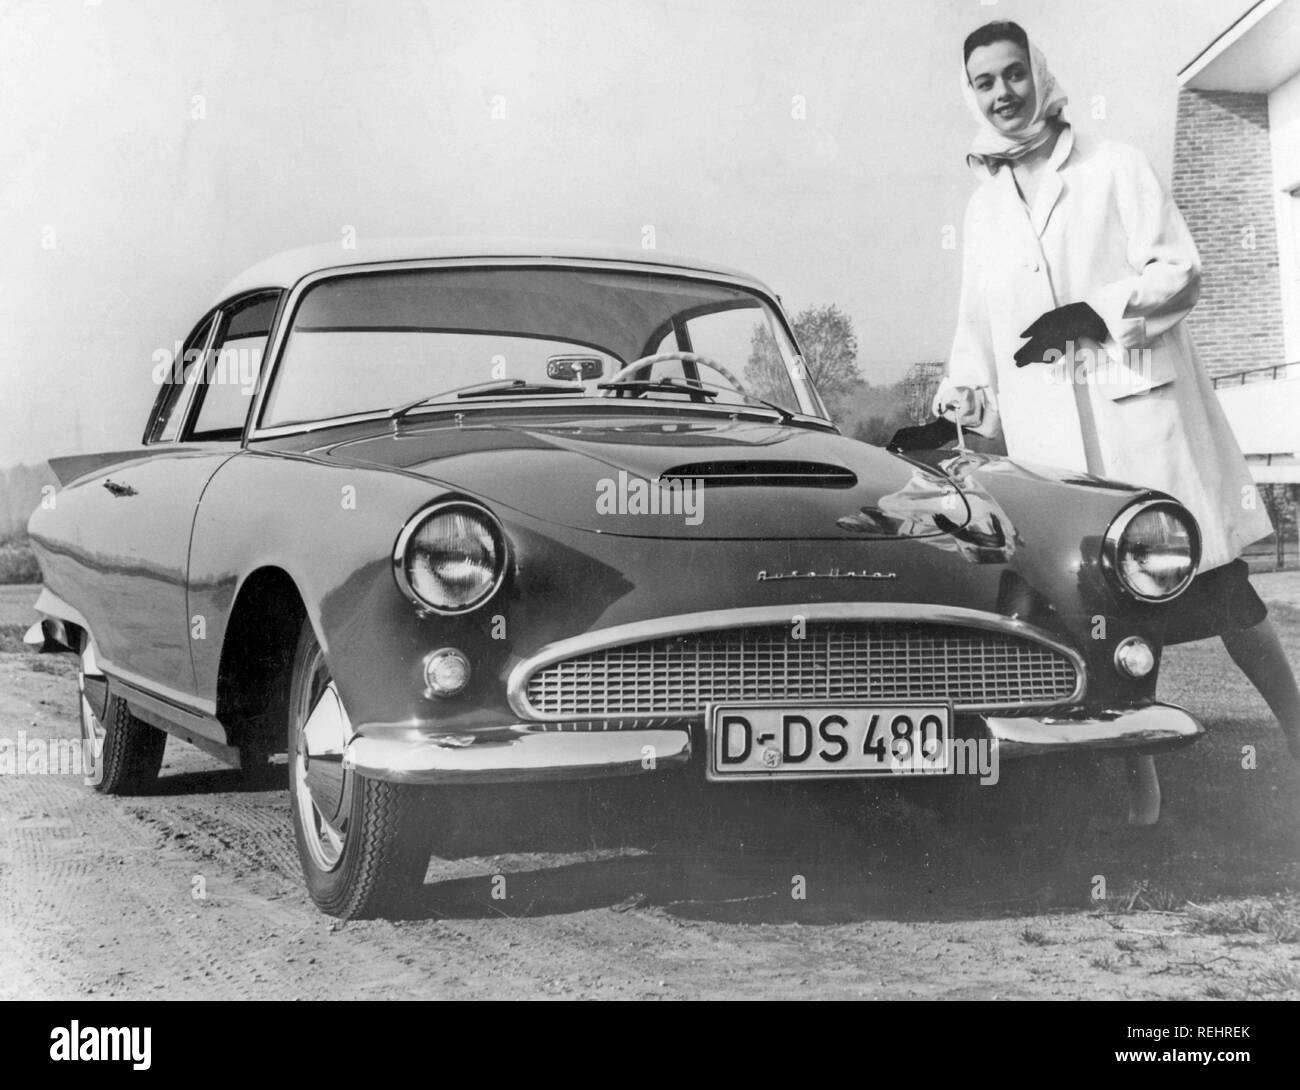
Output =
[{"x1": 936, "y1": 19, "x2": 1300, "y2": 761}]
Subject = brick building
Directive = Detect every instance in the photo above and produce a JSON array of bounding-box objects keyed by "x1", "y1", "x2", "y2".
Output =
[
  {"x1": 1176, "y1": 0, "x2": 1300, "y2": 484},
  {"x1": 1172, "y1": 89, "x2": 1285, "y2": 376}
]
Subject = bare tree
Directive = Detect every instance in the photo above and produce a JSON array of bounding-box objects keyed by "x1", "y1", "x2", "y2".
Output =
[
  {"x1": 744, "y1": 323, "x2": 789, "y2": 406},
  {"x1": 794, "y1": 304, "x2": 863, "y2": 400},
  {"x1": 745, "y1": 304, "x2": 864, "y2": 414}
]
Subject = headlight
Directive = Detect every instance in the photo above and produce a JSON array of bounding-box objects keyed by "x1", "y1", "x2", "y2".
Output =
[
  {"x1": 1102, "y1": 500, "x2": 1200, "y2": 602},
  {"x1": 393, "y1": 501, "x2": 506, "y2": 614}
]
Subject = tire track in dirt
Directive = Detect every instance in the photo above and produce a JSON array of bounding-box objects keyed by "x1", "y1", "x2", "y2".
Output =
[
  {"x1": 1, "y1": 771, "x2": 254, "y2": 998},
  {"x1": 119, "y1": 767, "x2": 718, "y2": 996},
  {"x1": 127, "y1": 784, "x2": 301, "y2": 882},
  {"x1": 0, "y1": 767, "x2": 476, "y2": 999},
  {"x1": 0, "y1": 664, "x2": 479, "y2": 998}
]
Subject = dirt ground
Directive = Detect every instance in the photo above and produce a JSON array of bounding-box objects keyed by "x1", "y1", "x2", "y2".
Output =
[{"x1": 1, "y1": 582, "x2": 1297, "y2": 1000}]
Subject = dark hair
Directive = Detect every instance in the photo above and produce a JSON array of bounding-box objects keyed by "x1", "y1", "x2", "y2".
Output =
[{"x1": 963, "y1": 20, "x2": 1029, "y2": 65}]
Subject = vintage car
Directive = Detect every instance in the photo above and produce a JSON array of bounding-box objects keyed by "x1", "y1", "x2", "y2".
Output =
[{"x1": 27, "y1": 239, "x2": 1206, "y2": 917}]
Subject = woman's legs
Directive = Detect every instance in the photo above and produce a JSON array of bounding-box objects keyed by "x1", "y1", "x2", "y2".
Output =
[{"x1": 1221, "y1": 618, "x2": 1300, "y2": 759}]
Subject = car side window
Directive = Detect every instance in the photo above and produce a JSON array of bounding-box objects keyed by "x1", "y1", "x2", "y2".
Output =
[
  {"x1": 148, "y1": 312, "x2": 215, "y2": 443},
  {"x1": 185, "y1": 291, "x2": 281, "y2": 442}
]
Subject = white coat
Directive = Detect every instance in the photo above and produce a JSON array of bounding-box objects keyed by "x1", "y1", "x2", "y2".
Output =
[{"x1": 943, "y1": 125, "x2": 1272, "y2": 570}]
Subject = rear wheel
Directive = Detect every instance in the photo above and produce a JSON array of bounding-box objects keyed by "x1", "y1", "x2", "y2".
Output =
[
  {"x1": 287, "y1": 620, "x2": 434, "y2": 918},
  {"x1": 78, "y1": 640, "x2": 166, "y2": 794}
]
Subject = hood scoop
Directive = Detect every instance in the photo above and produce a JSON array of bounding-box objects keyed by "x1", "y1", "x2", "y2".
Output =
[{"x1": 660, "y1": 460, "x2": 857, "y2": 489}]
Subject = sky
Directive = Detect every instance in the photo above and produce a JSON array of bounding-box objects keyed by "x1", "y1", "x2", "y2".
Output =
[{"x1": 0, "y1": 0, "x2": 1256, "y2": 467}]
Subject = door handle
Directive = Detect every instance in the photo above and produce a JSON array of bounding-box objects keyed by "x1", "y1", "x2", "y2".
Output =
[{"x1": 102, "y1": 479, "x2": 138, "y2": 498}]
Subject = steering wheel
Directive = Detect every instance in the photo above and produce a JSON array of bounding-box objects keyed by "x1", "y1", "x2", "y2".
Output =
[{"x1": 605, "y1": 351, "x2": 746, "y2": 392}]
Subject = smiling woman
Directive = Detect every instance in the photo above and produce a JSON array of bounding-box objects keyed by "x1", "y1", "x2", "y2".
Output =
[{"x1": 961, "y1": 21, "x2": 1069, "y2": 209}]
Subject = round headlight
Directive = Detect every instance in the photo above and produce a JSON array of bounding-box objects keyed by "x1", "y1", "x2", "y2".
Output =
[
  {"x1": 1103, "y1": 500, "x2": 1200, "y2": 602},
  {"x1": 394, "y1": 501, "x2": 506, "y2": 614}
]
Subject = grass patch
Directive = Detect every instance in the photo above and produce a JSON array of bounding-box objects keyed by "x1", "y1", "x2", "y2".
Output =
[
  {"x1": 1092, "y1": 882, "x2": 1189, "y2": 915},
  {"x1": 1126, "y1": 883, "x2": 1187, "y2": 912},
  {"x1": 1266, "y1": 601, "x2": 1300, "y2": 627},
  {"x1": 1251, "y1": 966, "x2": 1300, "y2": 996},
  {"x1": 0, "y1": 623, "x2": 30, "y2": 653},
  {"x1": 1019, "y1": 926, "x2": 1054, "y2": 946},
  {"x1": 27, "y1": 656, "x2": 73, "y2": 674},
  {"x1": 1185, "y1": 899, "x2": 1300, "y2": 943},
  {"x1": 0, "y1": 536, "x2": 39, "y2": 584},
  {"x1": 1139, "y1": 888, "x2": 1187, "y2": 912}
]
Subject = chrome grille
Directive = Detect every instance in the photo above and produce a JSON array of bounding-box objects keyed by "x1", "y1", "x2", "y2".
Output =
[{"x1": 523, "y1": 622, "x2": 1080, "y2": 717}]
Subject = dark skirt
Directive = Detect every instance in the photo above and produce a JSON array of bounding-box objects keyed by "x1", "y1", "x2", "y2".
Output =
[{"x1": 1161, "y1": 559, "x2": 1267, "y2": 645}]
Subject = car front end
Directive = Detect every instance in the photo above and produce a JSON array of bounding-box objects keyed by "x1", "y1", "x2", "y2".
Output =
[{"x1": 272, "y1": 411, "x2": 1206, "y2": 791}]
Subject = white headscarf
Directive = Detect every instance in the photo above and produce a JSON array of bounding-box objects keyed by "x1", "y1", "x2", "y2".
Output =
[{"x1": 963, "y1": 38, "x2": 1068, "y2": 172}]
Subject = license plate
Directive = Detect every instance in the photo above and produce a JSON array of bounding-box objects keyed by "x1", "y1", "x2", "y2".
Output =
[{"x1": 706, "y1": 703, "x2": 952, "y2": 780}]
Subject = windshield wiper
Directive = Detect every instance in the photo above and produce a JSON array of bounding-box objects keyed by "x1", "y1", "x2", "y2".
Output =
[
  {"x1": 730, "y1": 392, "x2": 800, "y2": 426},
  {"x1": 597, "y1": 377, "x2": 722, "y2": 401},
  {"x1": 456, "y1": 379, "x2": 584, "y2": 399},
  {"x1": 598, "y1": 376, "x2": 799, "y2": 425},
  {"x1": 390, "y1": 380, "x2": 585, "y2": 422}
]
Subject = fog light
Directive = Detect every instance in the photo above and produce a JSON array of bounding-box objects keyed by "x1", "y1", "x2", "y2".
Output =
[
  {"x1": 1114, "y1": 636, "x2": 1155, "y2": 679},
  {"x1": 423, "y1": 647, "x2": 471, "y2": 697}
]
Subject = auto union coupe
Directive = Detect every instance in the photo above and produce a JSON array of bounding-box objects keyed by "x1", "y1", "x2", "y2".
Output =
[{"x1": 27, "y1": 239, "x2": 1205, "y2": 917}]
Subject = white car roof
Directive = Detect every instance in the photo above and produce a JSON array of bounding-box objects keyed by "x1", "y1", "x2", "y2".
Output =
[{"x1": 214, "y1": 237, "x2": 768, "y2": 304}]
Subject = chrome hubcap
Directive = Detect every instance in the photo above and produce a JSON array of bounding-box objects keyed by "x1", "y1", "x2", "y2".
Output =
[{"x1": 292, "y1": 650, "x2": 353, "y2": 872}]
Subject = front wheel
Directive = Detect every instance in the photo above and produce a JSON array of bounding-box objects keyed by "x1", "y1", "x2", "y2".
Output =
[
  {"x1": 287, "y1": 621, "x2": 434, "y2": 918},
  {"x1": 78, "y1": 640, "x2": 166, "y2": 794}
]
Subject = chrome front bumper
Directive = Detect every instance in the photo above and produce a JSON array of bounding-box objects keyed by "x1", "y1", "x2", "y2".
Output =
[
  {"x1": 344, "y1": 728, "x2": 694, "y2": 784},
  {"x1": 984, "y1": 703, "x2": 1204, "y2": 760},
  {"x1": 344, "y1": 703, "x2": 1203, "y2": 785}
]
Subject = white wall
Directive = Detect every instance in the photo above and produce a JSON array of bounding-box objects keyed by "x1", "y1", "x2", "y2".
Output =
[
  {"x1": 1216, "y1": 378, "x2": 1300, "y2": 479},
  {"x1": 1269, "y1": 69, "x2": 1300, "y2": 360}
]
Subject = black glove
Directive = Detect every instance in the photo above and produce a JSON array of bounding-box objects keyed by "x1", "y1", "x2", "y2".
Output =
[
  {"x1": 1014, "y1": 302, "x2": 1108, "y2": 367},
  {"x1": 888, "y1": 417, "x2": 959, "y2": 453}
]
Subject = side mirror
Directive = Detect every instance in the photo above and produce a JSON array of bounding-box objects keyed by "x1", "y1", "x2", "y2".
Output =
[{"x1": 547, "y1": 355, "x2": 603, "y2": 381}]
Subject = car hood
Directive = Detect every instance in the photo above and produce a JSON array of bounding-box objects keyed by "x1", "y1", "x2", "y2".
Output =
[{"x1": 318, "y1": 413, "x2": 976, "y2": 540}]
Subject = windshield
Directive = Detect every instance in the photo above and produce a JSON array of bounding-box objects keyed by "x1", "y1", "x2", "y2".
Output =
[{"x1": 259, "y1": 266, "x2": 821, "y2": 428}]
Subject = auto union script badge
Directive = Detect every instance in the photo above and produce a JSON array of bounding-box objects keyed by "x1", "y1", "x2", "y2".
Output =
[{"x1": 756, "y1": 569, "x2": 898, "y2": 582}]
